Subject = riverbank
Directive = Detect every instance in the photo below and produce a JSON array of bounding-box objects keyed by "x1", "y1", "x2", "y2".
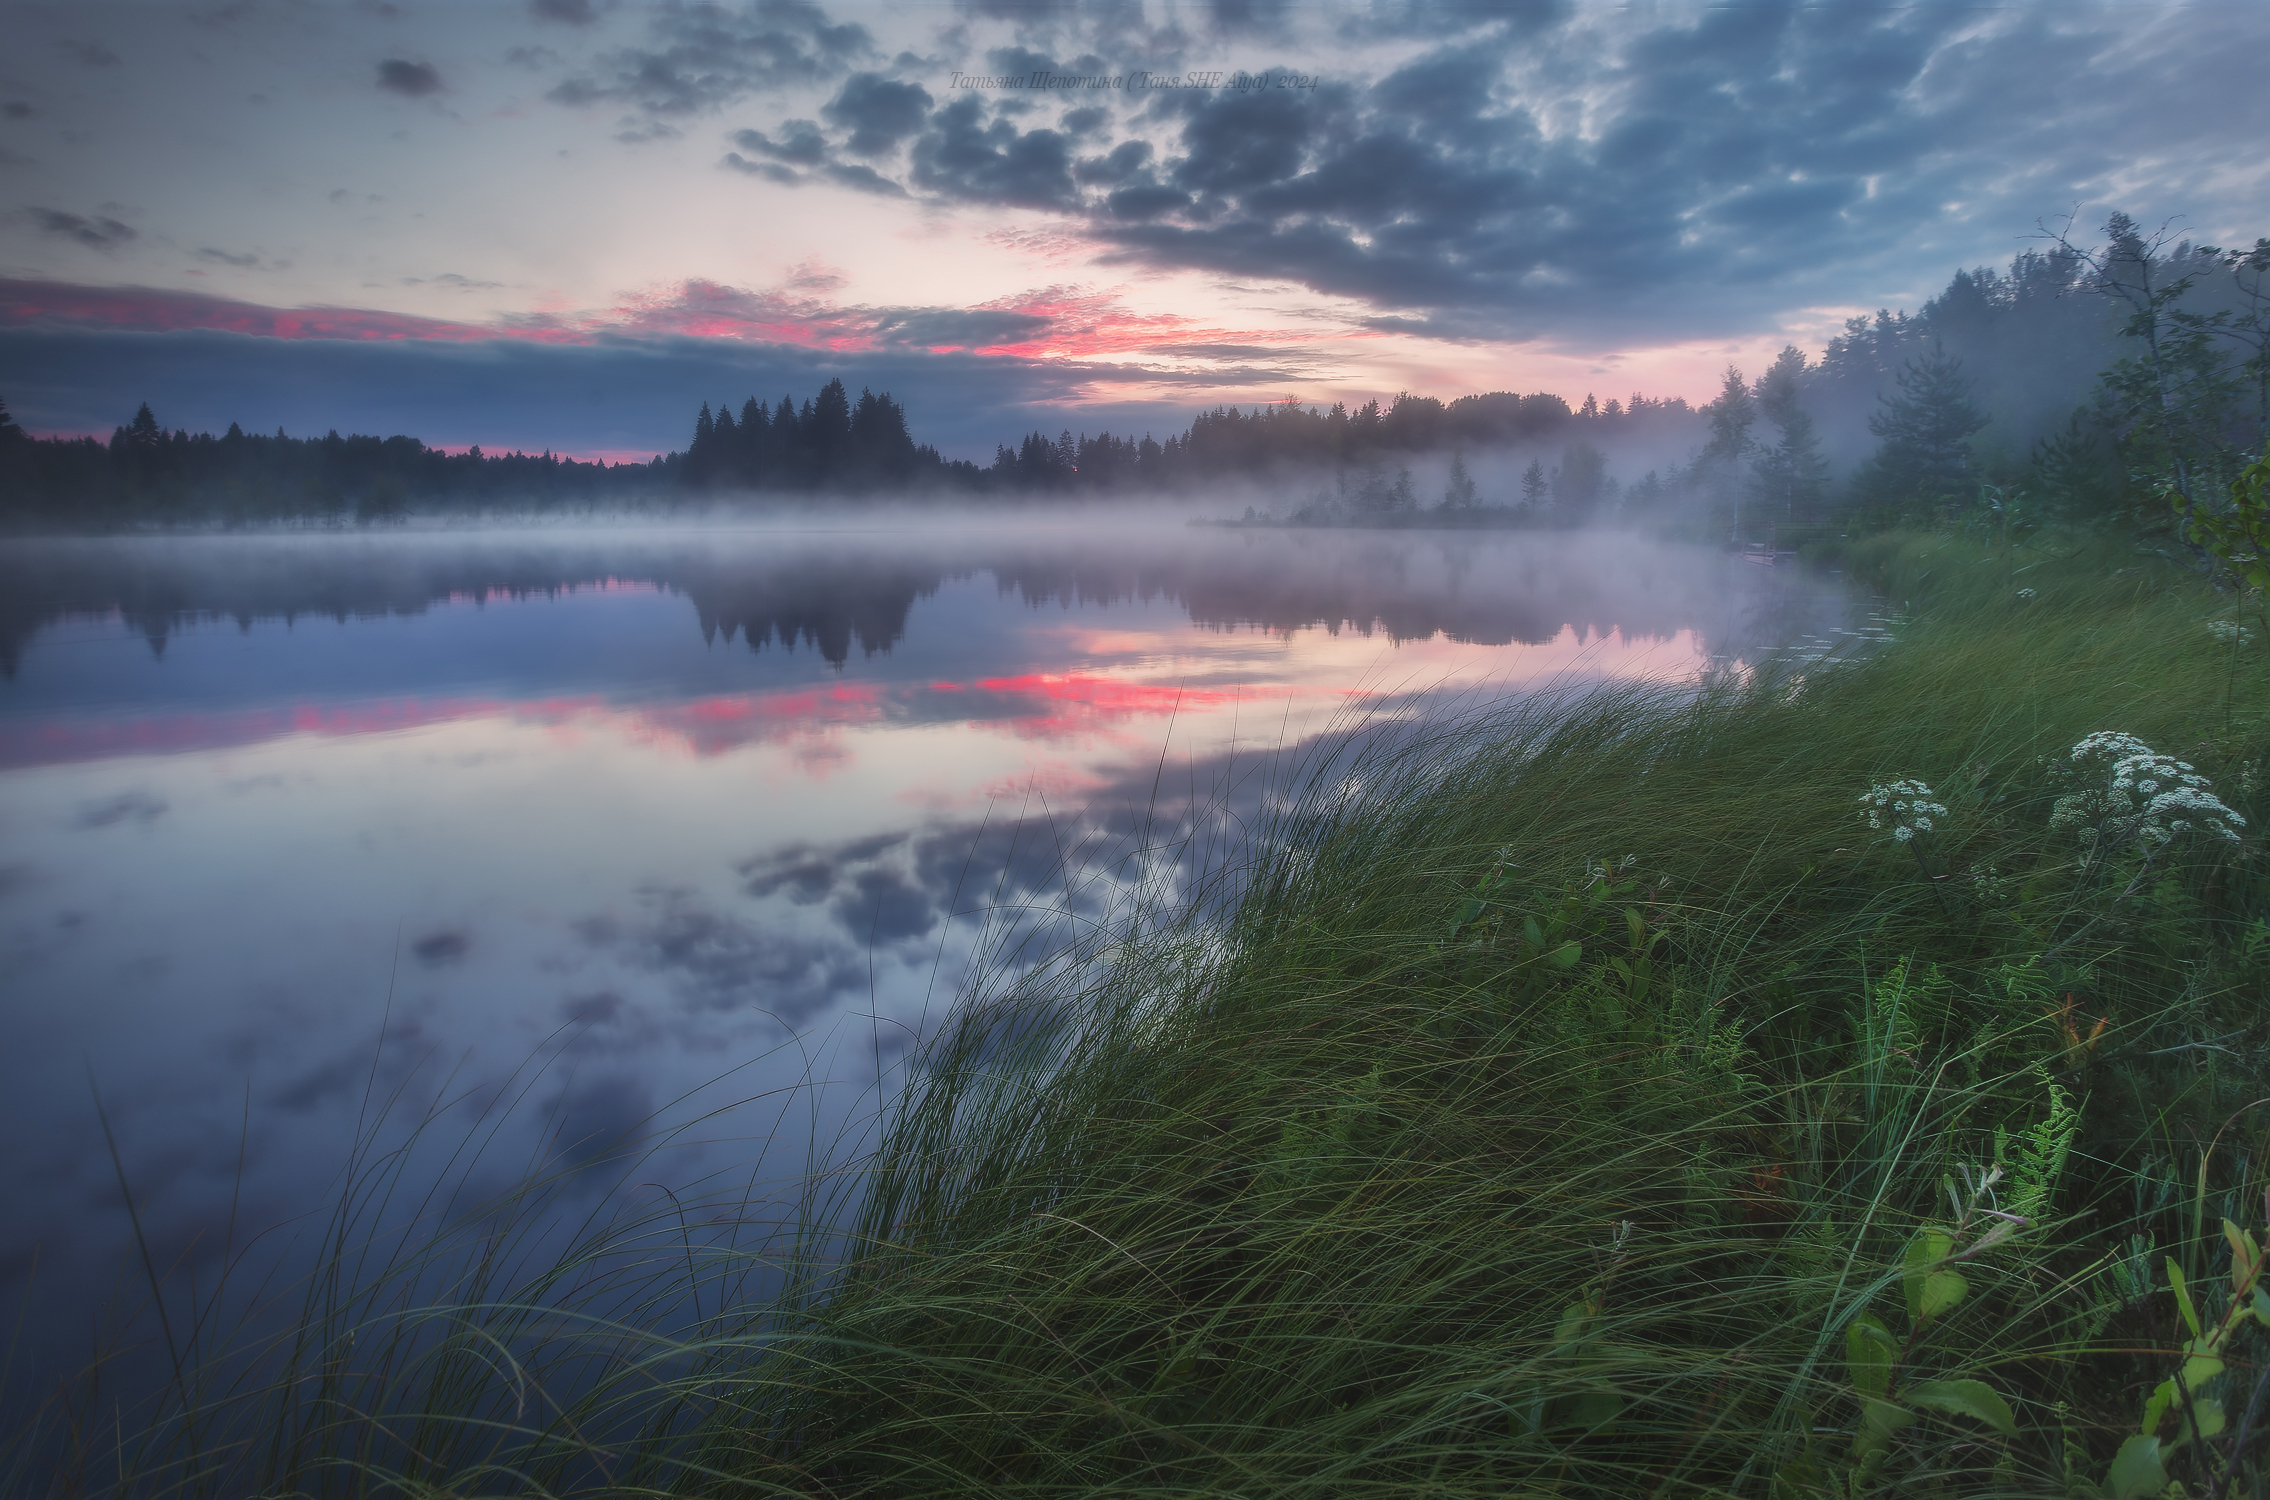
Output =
[{"x1": 25, "y1": 530, "x2": 2270, "y2": 1497}]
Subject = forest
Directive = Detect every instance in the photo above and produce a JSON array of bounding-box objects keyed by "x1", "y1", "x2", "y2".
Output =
[{"x1": 0, "y1": 213, "x2": 2263, "y2": 532}]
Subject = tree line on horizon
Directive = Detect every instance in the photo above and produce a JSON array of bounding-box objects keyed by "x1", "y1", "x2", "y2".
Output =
[{"x1": 0, "y1": 210, "x2": 2261, "y2": 530}]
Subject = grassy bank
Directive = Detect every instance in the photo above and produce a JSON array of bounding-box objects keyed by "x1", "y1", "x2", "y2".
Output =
[{"x1": 28, "y1": 532, "x2": 2270, "y2": 1497}]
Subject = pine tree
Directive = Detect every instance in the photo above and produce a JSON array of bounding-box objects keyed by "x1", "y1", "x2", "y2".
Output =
[{"x1": 1859, "y1": 341, "x2": 1988, "y2": 507}]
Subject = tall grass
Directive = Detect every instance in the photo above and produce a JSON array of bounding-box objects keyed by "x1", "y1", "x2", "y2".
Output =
[{"x1": 20, "y1": 532, "x2": 2270, "y2": 1497}]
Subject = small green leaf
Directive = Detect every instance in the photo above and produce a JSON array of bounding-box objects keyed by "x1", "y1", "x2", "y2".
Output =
[
  {"x1": 2251, "y1": 1285, "x2": 2270, "y2": 1326},
  {"x1": 2142, "y1": 1378, "x2": 2178, "y2": 1440},
  {"x1": 2170, "y1": 1258, "x2": 2202, "y2": 1338},
  {"x1": 1553, "y1": 1301, "x2": 1592, "y2": 1346},
  {"x1": 1903, "y1": 1230, "x2": 1967, "y2": 1324},
  {"x1": 1846, "y1": 1315, "x2": 1896, "y2": 1398},
  {"x1": 1625, "y1": 907, "x2": 1646, "y2": 951},
  {"x1": 1521, "y1": 915, "x2": 1544, "y2": 948},
  {"x1": 2179, "y1": 1339, "x2": 2226, "y2": 1394},
  {"x1": 1548, "y1": 940, "x2": 1582, "y2": 969},
  {"x1": 2106, "y1": 1434, "x2": 2166, "y2": 1500},
  {"x1": 1904, "y1": 1378, "x2": 2018, "y2": 1436},
  {"x1": 2168, "y1": 1395, "x2": 2227, "y2": 1452},
  {"x1": 1853, "y1": 1396, "x2": 1915, "y2": 1461}
]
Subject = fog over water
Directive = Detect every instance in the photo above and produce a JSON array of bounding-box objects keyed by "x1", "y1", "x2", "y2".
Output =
[{"x1": 0, "y1": 520, "x2": 1846, "y2": 1402}]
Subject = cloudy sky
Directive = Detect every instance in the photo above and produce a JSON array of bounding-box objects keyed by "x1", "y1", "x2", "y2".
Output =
[{"x1": 1, "y1": 0, "x2": 2266, "y2": 461}]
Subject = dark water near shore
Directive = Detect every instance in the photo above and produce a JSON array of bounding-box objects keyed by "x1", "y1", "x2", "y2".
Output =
[{"x1": 0, "y1": 521, "x2": 1845, "y2": 1402}]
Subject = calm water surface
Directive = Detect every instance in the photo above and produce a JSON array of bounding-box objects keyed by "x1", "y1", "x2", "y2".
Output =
[{"x1": 0, "y1": 521, "x2": 1842, "y2": 1384}]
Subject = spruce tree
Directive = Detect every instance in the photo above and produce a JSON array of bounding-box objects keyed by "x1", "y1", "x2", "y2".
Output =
[
  {"x1": 1519, "y1": 458, "x2": 1548, "y2": 514},
  {"x1": 1859, "y1": 341, "x2": 1988, "y2": 507},
  {"x1": 1696, "y1": 366, "x2": 1756, "y2": 475},
  {"x1": 1442, "y1": 450, "x2": 1478, "y2": 510},
  {"x1": 1750, "y1": 346, "x2": 1831, "y2": 521}
]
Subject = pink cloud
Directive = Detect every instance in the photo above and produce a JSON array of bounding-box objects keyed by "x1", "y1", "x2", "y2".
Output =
[{"x1": 0, "y1": 275, "x2": 1324, "y2": 367}]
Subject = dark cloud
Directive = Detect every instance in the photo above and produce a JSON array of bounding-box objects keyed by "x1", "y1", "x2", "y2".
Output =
[
  {"x1": 376, "y1": 58, "x2": 443, "y2": 96},
  {"x1": 864, "y1": 306, "x2": 1049, "y2": 347},
  {"x1": 822, "y1": 162, "x2": 907, "y2": 197},
  {"x1": 730, "y1": 120, "x2": 827, "y2": 165},
  {"x1": 703, "y1": 5, "x2": 2270, "y2": 346},
  {"x1": 196, "y1": 247, "x2": 260, "y2": 268},
  {"x1": 4, "y1": 103, "x2": 38, "y2": 121},
  {"x1": 1059, "y1": 105, "x2": 1108, "y2": 138},
  {"x1": 530, "y1": 0, "x2": 595, "y2": 23},
  {"x1": 722, "y1": 152, "x2": 799, "y2": 184},
  {"x1": 909, "y1": 97, "x2": 1077, "y2": 211},
  {"x1": 30, "y1": 209, "x2": 136, "y2": 250},
  {"x1": 61, "y1": 39, "x2": 121, "y2": 67},
  {"x1": 820, "y1": 72, "x2": 933, "y2": 156},
  {"x1": 549, "y1": 0, "x2": 870, "y2": 119}
]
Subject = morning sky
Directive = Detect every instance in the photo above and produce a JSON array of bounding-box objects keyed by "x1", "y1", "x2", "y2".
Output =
[{"x1": 2, "y1": 0, "x2": 2265, "y2": 461}]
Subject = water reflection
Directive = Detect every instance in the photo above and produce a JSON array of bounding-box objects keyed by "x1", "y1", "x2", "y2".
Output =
[{"x1": 0, "y1": 522, "x2": 1842, "y2": 1408}]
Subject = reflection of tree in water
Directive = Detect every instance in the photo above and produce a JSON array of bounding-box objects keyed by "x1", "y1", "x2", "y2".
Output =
[{"x1": 0, "y1": 532, "x2": 1844, "y2": 677}]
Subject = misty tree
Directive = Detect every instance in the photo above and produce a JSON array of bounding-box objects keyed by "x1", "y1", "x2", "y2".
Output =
[
  {"x1": 1697, "y1": 365, "x2": 1758, "y2": 538},
  {"x1": 2210, "y1": 237, "x2": 2270, "y2": 434},
  {"x1": 1857, "y1": 342, "x2": 1988, "y2": 509},
  {"x1": 1550, "y1": 441, "x2": 1610, "y2": 522},
  {"x1": 1518, "y1": 459, "x2": 1547, "y2": 516},
  {"x1": 1441, "y1": 450, "x2": 1478, "y2": 510},
  {"x1": 1749, "y1": 346, "x2": 1831, "y2": 521},
  {"x1": 1696, "y1": 367, "x2": 1758, "y2": 477},
  {"x1": 2039, "y1": 212, "x2": 2248, "y2": 508}
]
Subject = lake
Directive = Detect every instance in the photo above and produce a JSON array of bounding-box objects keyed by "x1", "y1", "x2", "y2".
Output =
[{"x1": 0, "y1": 520, "x2": 1846, "y2": 1400}]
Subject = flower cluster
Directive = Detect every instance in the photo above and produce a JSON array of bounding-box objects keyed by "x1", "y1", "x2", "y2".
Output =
[
  {"x1": 2015, "y1": 588, "x2": 2038, "y2": 601},
  {"x1": 1859, "y1": 780, "x2": 1947, "y2": 843},
  {"x1": 2050, "y1": 732, "x2": 2244, "y2": 849},
  {"x1": 2208, "y1": 619, "x2": 2256, "y2": 646}
]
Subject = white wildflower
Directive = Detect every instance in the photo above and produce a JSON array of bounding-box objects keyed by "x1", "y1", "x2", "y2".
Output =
[
  {"x1": 1859, "y1": 779, "x2": 1947, "y2": 842},
  {"x1": 2208, "y1": 619, "x2": 2256, "y2": 646},
  {"x1": 2015, "y1": 588, "x2": 2038, "y2": 600},
  {"x1": 2058, "y1": 733, "x2": 2245, "y2": 850},
  {"x1": 2071, "y1": 731, "x2": 2154, "y2": 766}
]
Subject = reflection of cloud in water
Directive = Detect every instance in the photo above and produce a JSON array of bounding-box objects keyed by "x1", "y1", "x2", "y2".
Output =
[
  {"x1": 0, "y1": 523, "x2": 1850, "y2": 1431},
  {"x1": 73, "y1": 788, "x2": 167, "y2": 827},
  {"x1": 575, "y1": 886, "x2": 868, "y2": 1027}
]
